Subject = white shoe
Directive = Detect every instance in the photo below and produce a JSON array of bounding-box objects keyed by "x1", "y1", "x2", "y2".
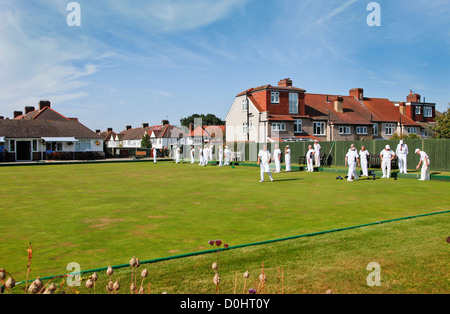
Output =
[
  {"x1": 259, "y1": 180, "x2": 264, "y2": 183},
  {"x1": 270, "y1": 178, "x2": 274, "y2": 182}
]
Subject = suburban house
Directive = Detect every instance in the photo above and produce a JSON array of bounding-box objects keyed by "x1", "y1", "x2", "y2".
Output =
[
  {"x1": 187, "y1": 125, "x2": 226, "y2": 146},
  {"x1": 226, "y1": 78, "x2": 427, "y2": 143},
  {"x1": 0, "y1": 101, "x2": 104, "y2": 162},
  {"x1": 393, "y1": 91, "x2": 437, "y2": 137}
]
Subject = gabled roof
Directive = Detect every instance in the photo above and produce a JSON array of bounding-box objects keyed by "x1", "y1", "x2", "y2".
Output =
[
  {"x1": 119, "y1": 125, "x2": 163, "y2": 141},
  {"x1": 0, "y1": 120, "x2": 102, "y2": 139},
  {"x1": 14, "y1": 106, "x2": 69, "y2": 122}
]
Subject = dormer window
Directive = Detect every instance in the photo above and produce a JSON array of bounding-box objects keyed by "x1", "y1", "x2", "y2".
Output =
[
  {"x1": 423, "y1": 106, "x2": 433, "y2": 118},
  {"x1": 289, "y1": 93, "x2": 299, "y2": 114}
]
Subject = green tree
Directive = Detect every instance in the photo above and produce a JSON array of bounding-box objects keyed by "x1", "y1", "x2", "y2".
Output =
[
  {"x1": 180, "y1": 114, "x2": 225, "y2": 128},
  {"x1": 431, "y1": 107, "x2": 450, "y2": 139},
  {"x1": 141, "y1": 133, "x2": 152, "y2": 149}
]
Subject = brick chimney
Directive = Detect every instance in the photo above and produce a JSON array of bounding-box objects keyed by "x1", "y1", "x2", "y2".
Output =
[
  {"x1": 39, "y1": 100, "x2": 51, "y2": 110},
  {"x1": 14, "y1": 111, "x2": 23, "y2": 119},
  {"x1": 108, "y1": 128, "x2": 113, "y2": 132},
  {"x1": 126, "y1": 125, "x2": 132, "y2": 131},
  {"x1": 162, "y1": 120, "x2": 170, "y2": 126},
  {"x1": 25, "y1": 106, "x2": 35, "y2": 114},
  {"x1": 142, "y1": 123, "x2": 149, "y2": 129},
  {"x1": 350, "y1": 88, "x2": 364, "y2": 101},
  {"x1": 398, "y1": 102, "x2": 406, "y2": 115},
  {"x1": 278, "y1": 78, "x2": 293, "y2": 88},
  {"x1": 407, "y1": 91, "x2": 420, "y2": 103},
  {"x1": 334, "y1": 96, "x2": 344, "y2": 113}
]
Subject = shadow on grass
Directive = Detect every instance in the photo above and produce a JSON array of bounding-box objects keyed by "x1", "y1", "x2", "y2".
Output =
[{"x1": 272, "y1": 178, "x2": 303, "y2": 182}]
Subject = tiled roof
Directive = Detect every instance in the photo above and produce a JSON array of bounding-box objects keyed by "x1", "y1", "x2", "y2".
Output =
[
  {"x1": 237, "y1": 84, "x2": 306, "y2": 97},
  {"x1": 362, "y1": 98, "x2": 418, "y2": 126},
  {"x1": 0, "y1": 119, "x2": 102, "y2": 139},
  {"x1": 305, "y1": 94, "x2": 375, "y2": 125}
]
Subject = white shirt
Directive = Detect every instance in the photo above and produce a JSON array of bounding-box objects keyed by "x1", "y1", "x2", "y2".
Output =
[
  {"x1": 396, "y1": 144, "x2": 409, "y2": 156},
  {"x1": 419, "y1": 151, "x2": 430, "y2": 164},
  {"x1": 380, "y1": 149, "x2": 395, "y2": 161},
  {"x1": 346, "y1": 149, "x2": 359, "y2": 164},
  {"x1": 314, "y1": 143, "x2": 321, "y2": 152},
  {"x1": 306, "y1": 149, "x2": 315, "y2": 160},
  {"x1": 258, "y1": 150, "x2": 271, "y2": 165},
  {"x1": 359, "y1": 150, "x2": 370, "y2": 163},
  {"x1": 285, "y1": 149, "x2": 291, "y2": 157},
  {"x1": 274, "y1": 149, "x2": 281, "y2": 160}
]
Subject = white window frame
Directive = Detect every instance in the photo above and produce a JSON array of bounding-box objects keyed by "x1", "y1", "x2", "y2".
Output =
[
  {"x1": 75, "y1": 140, "x2": 92, "y2": 152},
  {"x1": 289, "y1": 93, "x2": 299, "y2": 114},
  {"x1": 9, "y1": 140, "x2": 16, "y2": 152},
  {"x1": 339, "y1": 126, "x2": 351, "y2": 135},
  {"x1": 373, "y1": 123, "x2": 379, "y2": 136},
  {"x1": 385, "y1": 123, "x2": 395, "y2": 136},
  {"x1": 415, "y1": 106, "x2": 421, "y2": 115},
  {"x1": 313, "y1": 122, "x2": 326, "y2": 136},
  {"x1": 356, "y1": 126, "x2": 368, "y2": 135},
  {"x1": 271, "y1": 92, "x2": 280, "y2": 104},
  {"x1": 423, "y1": 106, "x2": 433, "y2": 118},
  {"x1": 294, "y1": 119, "x2": 303, "y2": 133},
  {"x1": 407, "y1": 127, "x2": 417, "y2": 134},
  {"x1": 242, "y1": 98, "x2": 248, "y2": 111},
  {"x1": 243, "y1": 123, "x2": 249, "y2": 135},
  {"x1": 272, "y1": 123, "x2": 286, "y2": 132}
]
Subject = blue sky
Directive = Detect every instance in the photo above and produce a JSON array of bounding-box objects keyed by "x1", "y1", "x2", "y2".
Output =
[{"x1": 0, "y1": 0, "x2": 449, "y2": 132}]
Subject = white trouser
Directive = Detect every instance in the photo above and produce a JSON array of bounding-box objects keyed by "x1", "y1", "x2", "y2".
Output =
[
  {"x1": 382, "y1": 160, "x2": 391, "y2": 178},
  {"x1": 347, "y1": 162, "x2": 357, "y2": 180},
  {"x1": 420, "y1": 163, "x2": 430, "y2": 181},
  {"x1": 275, "y1": 160, "x2": 281, "y2": 173},
  {"x1": 307, "y1": 158, "x2": 314, "y2": 172},
  {"x1": 199, "y1": 156, "x2": 203, "y2": 165},
  {"x1": 361, "y1": 161, "x2": 368, "y2": 176},
  {"x1": 219, "y1": 157, "x2": 223, "y2": 166},
  {"x1": 314, "y1": 153, "x2": 320, "y2": 167},
  {"x1": 191, "y1": 155, "x2": 195, "y2": 164},
  {"x1": 398, "y1": 155, "x2": 407, "y2": 173},
  {"x1": 285, "y1": 156, "x2": 291, "y2": 172},
  {"x1": 260, "y1": 164, "x2": 273, "y2": 181}
]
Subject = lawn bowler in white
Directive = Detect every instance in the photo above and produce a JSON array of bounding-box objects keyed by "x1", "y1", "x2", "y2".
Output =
[
  {"x1": 273, "y1": 145, "x2": 282, "y2": 173},
  {"x1": 285, "y1": 145, "x2": 291, "y2": 172},
  {"x1": 198, "y1": 147, "x2": 204, "y2": 166},
  {"x1": 209, "y1": 143, "x2": 214, "y2": 161},
  {"x1": 359, "y1": 146, "x2": 370, "y2": 177},
  {"x1": 174, "y1": 145, "x2": 181, "y2": 164},
  {"x1": 224, "y1": 146, "x2": 231, "y2": 166},
  {"x1": 203, "y1": 145, "x2": 209, "y2": 166},
  {"x1": 306, "y1": 145, "x2": 315, "y2": 172},
  {"x1": 415, "y1": 149, "x2": 430, "y2": 181},
  {"x1": 396, "y1": 140, "x2": 409, "y2": 174},
  {"x1": 190, "y1": 146, "x2": 195, "y2": 164},
  {"x1": 380, "y1": 145, "x2": 396, "y2": 178},
  {"x1": 218, "y1": 146, "x2": 224, "y2": 167},
  {"x1": 345, "y1": 145, "x2": 360, "y2": 181},
  {"x1": 258, "y1": 145, "x2": 274, "y2": 182},
  {"x1": 314, "y1": 140, "x2": 321, "y2": 167},
  {"x1": 152, "y1": 147, "x2": 157, "y2": 164}
]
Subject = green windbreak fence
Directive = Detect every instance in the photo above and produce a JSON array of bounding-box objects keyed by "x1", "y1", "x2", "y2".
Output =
[{"x1": 233, "y1": 139, "x2": 450, "y2": 171}]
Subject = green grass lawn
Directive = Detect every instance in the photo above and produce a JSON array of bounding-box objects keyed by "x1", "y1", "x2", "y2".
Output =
[{"x1": 0, "y1": 161, "x2": 449, "y2": 292}]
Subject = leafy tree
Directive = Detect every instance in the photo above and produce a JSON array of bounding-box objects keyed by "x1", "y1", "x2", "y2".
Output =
[
  {"x1": 431, "y1": 107, "x2": 450, "y2": 139},
  {"x1": 180, "y1": 114, "x2": 225, "y2": 128},
  {"x1": 390, "y1": 132, "x2": 421, "y2": 140},
  {"x1": 141, "y1": 133, "x2": 152, "y2": 149}
]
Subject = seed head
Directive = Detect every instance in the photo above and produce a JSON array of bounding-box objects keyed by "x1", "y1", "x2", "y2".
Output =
[
  {"x1": 106, "y1": 266, "x2": 114, "y2": 277},
  {"x1": 243, "y1": 271, "x2": 250, "y2": 279},
  {"x1": 0, "y1": 269, "x2": 6, "y2": 280},
  {"x1": 141, "y1": 269, "x2": 148, "y2": 279},
  {"x1": 212, "y1": 262, "x2": 218, "y2": 271},
  {"x1": 5, "y1": 277, "x2": 16, "y2": 289},
  {"x1": 213, "y1": 273, "x2": 220, "y2": 285},
  {"x1": 91, "y1": 273, "x2": 98, "y2": 282},
  {"x1": 85, "y1": 279, "x2": 94, "y2": 289},
  {"x1": 113, "y1": 281, "x2": 120, "y2": 291}
]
